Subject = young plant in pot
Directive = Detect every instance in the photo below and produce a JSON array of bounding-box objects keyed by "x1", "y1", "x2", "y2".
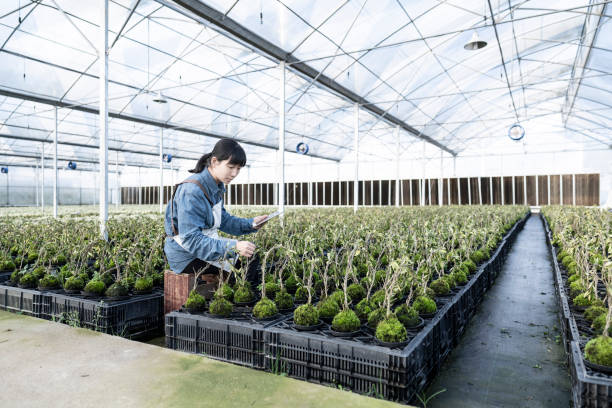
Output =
[
  {"x1": 252, "y1": 247, "x2": 278, "y2": 320},
  {"x1": 38, "y1": 273, "x2": 60, "y2": 291},
  {"x1": 330, "y1": 246, "x2": 361, "y2": 337},
  {"x1": 232, "y1": 259, "x2": 255, "y2": 306},
  {"x1": 293, "y1": 258, "x2": 321, "y2": 330},
  {"x1": 394, "y1": 273, "x2": 423, "y2": 330},
  {"x1": 82, "y1": 274, "x2": 106, "y2": 297},
  {"x1": 208, "y1": 262, "x2": 234, "y2": 318},
  {"x1": 375, "y1": 258, "x2": 408, "y2": 346},
  {"x1": 273, "y1": 250, "x2": 294, "y2": 313},
  {"x1": 584, "y1": 262, "x2": 612, "y2": 373}
]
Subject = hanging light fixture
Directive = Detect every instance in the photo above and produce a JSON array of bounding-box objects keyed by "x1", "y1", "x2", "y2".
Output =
[
  {"x1": 152, "y1": 91, "x2": 167, "y2": 104},
  {"x1": 464, "y1": 31, "x2": 487, "y2": 50}
]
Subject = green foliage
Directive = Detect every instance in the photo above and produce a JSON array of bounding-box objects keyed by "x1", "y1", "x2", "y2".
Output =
[
  {"x1": 209, "y1": 297, "x2": 233, "y2": 316},
  {"x1": 39, "y1": 274, "x2": 59, "y2": 288},
  {"x1": 394, "y1": 304, "x2": 420, "y2": 328},
  {"x1": 317, "y1": 298, "x2": 340, "y2": 319},
  {"x1": 347, "y1": 283, "x2": 366, "y2": 303},
  {"x1": 429, "y1": 279, "x2": 450, "y2": 296},
  {"x1": 331, "y1": 309, "x2": 360, "y2": 332},
  {"x1": 328, "y1": 289, "x2": 348, "y2": 306},
  {"x1": 10, "y1": 269, "x2": 21, "y2": 284},
  {"x1": 64, "y1": 276, "x2": 85, "y2": 291},
  {"x1": 370, "y1": 289, "x2": 385, "y2": 307},
  {"x1": 375, "y1": 317, "x2": 407, "y2": 343},
  {"x1": 294, "y1": 286, "x2": 312, "y2": 303},
  {"x1": 463, "y1": 259, "x2": 476, "y2": 273},
  {"x1": 214, "y1": 283, "x2": 234, "y2": 302},
  {"x1": 134, "y1": 277, "x2": 153, "y2": 292},
  {"x1": 185, "y1": 290, "x2": 206, "y2": 311},
  {"x1": 284, "y1": 275, "x2": 299, "y2": 294},
  {"x1": 18, "y1": 272, "x2": 37, "y2": 288},
  {"x1": 275, "y1": 289, "x2": 294, "y2": 310},
  {"x1": 0, "y1": 260, "x2": 15, "y2": 273},
  {"x1": 366, "y1": 308, "x2": 387, "y2": 329},
  {"x1": 105, "y1": 281, "x2": 129, "y2": 298},
  {"x1": 573, "y1": 293, "x2": 602, "y2": 308},
  {"x1": 252, "y1": 297, "x2": 277, "y2": 319},
  {"x1": 264, "y1": 281, "x2": 280, "y2": 299},
  {"x1": 569, "y1": 280, "x2": 586, "y2": 299},
  {"x1": 585, "y1": 336, "x2": 612, "y2": 366},
  {"x1": 413, "y1": 296, "x2": 437, "y2": 315},
  {"x1": 591, "y1": 314, "x2": 612, "y2": 336},
  {"x1": 293, "y1": 303, "x2": 319, "y2": 326},
  {"x1": 355, "y1": 298, "x2": 373, "y2": 321},
  {"x1": 84, "y1": 279, "x2": 106, "y2": 295},
  {"x1": 470, "y1": 250, "x2": 485, "y2": 264},
  {"x1": 234, "y1": 284, "x2": 254, "y2": 303},
  {"x1": 452, "y1": 271, "x2": 468, "y2": 285}
]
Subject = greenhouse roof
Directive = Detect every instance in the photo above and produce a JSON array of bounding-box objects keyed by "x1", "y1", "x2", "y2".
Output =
[{"x1": 0, "y1": 0, "x2": 610, "y2": 171}]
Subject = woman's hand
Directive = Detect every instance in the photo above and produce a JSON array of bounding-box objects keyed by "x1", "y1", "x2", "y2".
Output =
[
  {"x1": 252, "y1": 215, "x2": 269, "y2": 230},
  {"x1": 236, "y1": 241, "x2": 256, "y2": 257}
]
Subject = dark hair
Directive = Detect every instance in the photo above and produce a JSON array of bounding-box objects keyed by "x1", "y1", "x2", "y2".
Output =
[{"x1": 189, "y1": 138, "x2": 247, "y2": 173}]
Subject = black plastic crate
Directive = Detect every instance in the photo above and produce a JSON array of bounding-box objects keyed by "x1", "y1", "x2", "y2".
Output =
[
  {"x1": 570, "y1": 341, "x2": 612, "y2": 408},
  {"x1": 44, "y1": 291, "x2": 163, "y2": 338},
  {"x1": 0, "y1": 284, "x2": 46, "y2": 318},
  {"x1": 165, "y1": 311, "x2": 286, "y2": 369}
]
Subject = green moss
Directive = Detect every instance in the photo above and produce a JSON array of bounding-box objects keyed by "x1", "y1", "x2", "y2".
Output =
[
  {"x1": 328, "y1": 290, "x2": 348, "y2": 306},
  {"x1": 18, "y1": 272, "x2": 37, "y2": 288},
  {"x1": 371, "y1": 289, "x2": 385, "y2": 307},
  {"x1": 470, "y1": 250, "x2": 485, "y2": 264},
  {"x1": 293, "y1": 303, "x2": 319, "y2": 326},
  {"x1": 209, "y1": 297, "x2": 233, "y2": 317},
  {"x1": 441, "y1": 274, "x2": 456, "y2": 289},
  {"x1": 31, "y1": 266, "x2": 46, "y2": 280},
  {"x1": 366, "y1": 308, "x2": 385, "y2": 329},
  {"x1": 375, "y1": 317, "x2": 407, "y2": 343},
  {"x1": 185, "y1": 290, "x2": 206, "y2": 311},
  {"x1": 331, "y1": 309, "x2": 360, "y2": 332},
  {"x1": 214, "y1": 284, "x2": 234, "y2": 302},
  {"x1": 430, "y1": 279, "x2": 450, "y2": 296},
  {"x1": 0, "y1": 260, "x2": 15, "y2": 273},
  {"x1": 264, "y1": 282, "x2": 280, "y2": 299},
  {"x1": 10, "y1": 270, "x2": 21, "y2": 284},
  {"x1": 355, "y1": 298, "x2": 373, "y2": 321},
  {"x1": 64, "y1": 276, "x2": 85, "y2": 291},
  {"x1": 284, "y1": 275, "x2": 299, "y2": 294},
  {"x1": 585, "y1": 306, "x2": 607, "y2": 323},
  {"x1": 252, "y1": 297, "x2": 277, "y2": 319},
  {"x1": 53, "y1": 254, "x2": 67, "y2": 266},
  {"x1": 26, "y1": 251, "x2": 38, "y2": 263},
  {"x1": 347, "y1": 283, "x2": 366, "y2": 303},
  {"x1": 38, "y1": 274, "x2": 59, "y2": 289},
  {"x1": 463, "y1": 259, "x2": 476, "y2": 273},
  {"x1": 453, "y1": 271, "x2": 468, "y2": 285},
  {"x1": 568, "y1": 274, "x2": 580, "y2": 284},
  {"x1": 585, "y1": 336, "x2": 612, "y2": 366},
  {"x1": 566, "y1": 261, "x2": 577, "y2": 275},
  {"x1": 413, "y1": 296, "x2": 437, "y2": 315},
  {"x1": 569, "y1": 280, "x2": 586, "y2": 299},
  {"x1": 275, "y1": 289, "x2": 294, "y2": 310},
  {"x1": 294, "y1": 286, "x2": 312, "y2": 303},
  {"x1": 99, "y1": 272, "x2": 114, "y2": 288},
  {"x1": 105, "y1": 281, "x2": 129, "y2": 297},
  {"x1": 374, "y1": 270, "x2": 386, "y2": 287},
  {"x1": 84, "y1": 279, "x2": 106, "y2": 295},
  {"x1": 573, "y1": 293, "x2": 601, "y2": 308},
  {"x1": 152, "y1": 272, "x2": 163, "y2": 287},
  {"x1": 591, "y1": 314, "x2": 612, "y2": 336},
  {"x1": 234, "y1": 285, "x2": 254, "y2": 303},
  {"x1": 317, "y1": 298, "x2": 340, "y2": 319},
  {"x1": 134, "y1": 277, "x2": 153, "y2": 292},
  {"x1": 394, "y1": 304, "x2": 420, "y2": 328}
]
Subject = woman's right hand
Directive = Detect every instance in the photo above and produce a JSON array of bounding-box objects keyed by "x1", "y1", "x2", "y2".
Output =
[{"x1": 236, "y1": 241, "x2": 256, "y2": 257}]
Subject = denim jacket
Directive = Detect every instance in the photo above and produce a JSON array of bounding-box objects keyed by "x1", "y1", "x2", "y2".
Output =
[{"x1": 164, "y1": 168, "x2": 256, "y2": 273}]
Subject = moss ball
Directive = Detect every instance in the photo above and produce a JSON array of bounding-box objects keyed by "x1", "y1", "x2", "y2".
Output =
[
  {"x1": 264, "y1": 282, "x2": 280, "y2": 299},
  {"x1": 453, "y1": 271, "x2": 468, "y2": 285},
  {"x1": 585, "y1": 306, "x2": 607, "y2": 323},
  {"x1": 317, "y1": 298, "x2": 340, "y2": 320},
  {"x1": 441, "y1": 274, "x2": 456, "y2": 289},
  {"x1": 568, "y1": 274, "x2": 580, "y2": 284},
  {"x1": 252, "y1": 297, "x2": 277, "y2": 319},
  {"x1": 105, "y1": 281, "x2": 129, "y2": 298},
  {"x1": 355, "y1": 298, "x2": 373, "y2": 321},
  {"x1": 275, "y1": 289, "x2": 294, "y2": 310},
  {"x1": 294, "y1": 286, "x2": 311, "y2": 303},
  {"x1": 84, "y1": 279, "x2": 106, "y2": 295},
  {"x1": 331, "y1": 309, "x2": 361, "y2": 332},
  {"x1": 463, "y1": 260, "x2": 476, "y2": 273},
  {"x1": 347, "y1": 283, "x2": 366, "y2": 303},
  {"x1": 374, "y1": 270, "x2": 386, "y2": 287},
  {"x1": 18, "y1": 272, "x2": 37, "y2": 288},
  {"x1": 470, "y1": 250, "x2": 485, "y2": 264},
  {"x1": 64, "y1": 276, "x2": 85, "y2": 291},
  {"x1": 394, "y1": 304, "x2": 420, "y2": 328},
  {"x1": 234, "y1": 285, "x2": 254, "y2": 303},
  {"x1": 591, "y1": 314, "x2": 612, "y2": 336},
  {"x1": 371, "y1": 289, "x2": 385, "y2": 307},
  {"x1": 284, "y1": 275, "x2": 299, "y2": 294},
  {"x1": 375, "y1": 317, "x2": 408, "y2": 343},
  {"x1": 585, "y1": 336, "x2": 612, "y2": 366},
  {"x1": 214, "y1": 283, "x2": 234, "y2": 302},
  {"x1": 0, "y1": 260, "x2": 15, "y2": 273},
  {"x1": 293, "y1": 303, "x2": 319, "y2": 326},
  {"x1": 209, "y1": 297, "x2": 233, "y2": 317},
  {"x1": 10, "y1": 270, "x2": 21, "y2": 284},
  {"x1": 430, "y1": 279, "x2": 450, "y2": 296},
  {"x1": 413, "y1": 296, "x2": 437, "y2": 315},
  {"x1": 185, "y1": 290, "x2": 206, "y2": 311},
  {"x1": 39, "y1": 274, "x2": 59, "y2": 289},
  {"x1": 134, "y1": 277, "x2": 153, "y2": 292},
  {"x1": 329, "y1": 290, "x2": 348, "y2": 306},
  {"x1": 569, "y1": 281, "x2": 586, "y2": 299},
  {"x1": 573, "y1": 293, "x2": 598, "y2": 308},
  {"x1": 26, "y1": 251, "x2": 38, "y2": 263},
  {"x1": 367, "y1": 308, "x2": 387, "y2": 329},
  {"x1": 32, "y1": 266, "x2": 46, "y2": 280},
  {"x1": 53, "y1": 254, "x2": 67, "y2": 266},
  {"x1": 99, "y1": 272, "x2": 114, "y2": 288}
]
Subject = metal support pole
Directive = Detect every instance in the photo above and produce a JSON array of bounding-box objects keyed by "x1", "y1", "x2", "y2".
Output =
[
  {"x1": 159, "y1": 128, "x2": 163, "y2": 213},
  {"x1": 395, "y1": 125, "x2": 400, "y2": 207},
  {"x1": 489, "y1": 176, "x2": 493, "y2": 205},
  {"x1": 547, "y1": 175, "x2": 550, "y2": 205},
  {"x1": 468, "y1": 177, "x2": 472, "y2": 205},
  {"x1": 116, "y1": 150, "x2": 119, "y2": 209},
  {"x1": 536, "y1": 175, "x2": 539, "y2": 206},
  {"x1": 428, "y1": 178, "x2": 431, "y2": 205},
  {"x1": 278, "y1": 61, "x2": 285, "y2": 223},
  {"x1": 35, "y1": 162, "x2": 39, "y2": 207},
  {"x1": 478, "y1": 177, "x2": 482, "y2": 205},
  {"x1": 572, "y1": 174, "x2": 576, "y2": 205},
  {"x1": 41, "y1": 143, "x2": 45, "y2": 212},
  {"x1": 53, "y1": 107, "x2": 58, "y2": 218},
  {"x1": 439, "y1": 150, "x2": 443, "y2": 206},
  {"x1": 98, "y1": 0, "x2": 109, "y2": 239},
  {"x1": 560, "y1": 174, "x2": 563, "y2": 205},
  {"x1": 512, "y1": 175, "x2": 516, "y2": 205},
  {"x1": 421, "y1": 141, "x2": 425, "y2": 206},
  {"x1": 353, "y1": 103, "x2": 359, "y2": 213},
  {"x1": 523, "y1": 175, "x2": 527, "y2": 205}
]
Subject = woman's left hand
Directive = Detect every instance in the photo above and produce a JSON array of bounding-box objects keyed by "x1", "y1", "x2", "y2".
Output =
[{"x1": 252, "y1": 215, "x2": 269, "y2": 230}]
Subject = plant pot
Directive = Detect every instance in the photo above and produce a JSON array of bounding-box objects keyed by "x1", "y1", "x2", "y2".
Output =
[
  {"x1": 63, "y1": 289, "x2": 81, "y2": 295},
  {"x1": 293, "y1": 321, "x2": 323, "y2": 331},
  {"x1": 419, "y1": 311, "x2": 436, "y2": 319},
  {"x1": 329, "y1": 328, "x2": 360, "y2": 337},
  {"x1": 133, "y1": 289, "x2": 153, "y2": 296},
  {"x1": 252, "y1": 313, "x2": 280, "y2": 322},
  {"x1": 183, "y1": 306, "x2": 205, "y2": 315},
  {"x1": 374, "y1": 338, "x2": 410, "y2": 348},
  {"x1": 37, "y1": 285, "x2": 60, "y2": 292},
  {"x1": 17, "y1": 284, "x2": 36, "y2": 289},
  {"x1": 405, "y1": 317, "x2": 425, "y2": 331},
  {"x1": 234, "y1": 298, "x2": 257, "y2": 307},
  {"x1": 584, "y1": 358, "x2": 612, "y2": 375},
  {"x1": 320, "y1": 316, "x2": 334, "y2": 324},
  {"x1": 278, "y1": 307, "x2": 295, "y2": 314},
  {"x1": 80, "y1": 290, "x2": 103, "y2": 298}
]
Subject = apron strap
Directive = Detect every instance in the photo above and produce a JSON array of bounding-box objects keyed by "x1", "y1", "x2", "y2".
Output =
[{"x1": 170, "y1": 179, "x2": 215, "y2": 237}]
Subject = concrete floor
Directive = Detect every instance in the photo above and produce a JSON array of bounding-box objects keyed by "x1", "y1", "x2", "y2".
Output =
[
  {"x1": 426, "y1": 215, "x2": 571, "y2": 407},
  {"x1": 0, "y1": 311, "x2": 403, "y2": 408}
]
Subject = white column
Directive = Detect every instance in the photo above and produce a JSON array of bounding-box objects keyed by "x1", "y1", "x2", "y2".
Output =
[
  {"x1": 115, "y1": 150, "x2": 119, "y2": 209},
  {"x1": 535, "y1": 175, "x2": 539, "y2": 206},
  {"x1": 421, "y1": 141, "x2": 425, "y2": 206},
  {"x1": 572, "y1": 174, "x2": 576, "y2": 205},
  {"x1": 478, "y1": 177, "x2": 482, "y2": 205},
  {"x1": 395, "y1": 125, "x2": 400, "y2": 207},
  {"x1": 53, "y1": 107, "x2": 58, "y2": 218},
  {"x1": 138, "y1": 166, "x2": 142, "y2": 205},
  {"x1": 458, "y1": 177, "x2": 462, "y2": 205},
  {"x1": 35, "y1": 162, "x2": 39, "y2": 207},
  {"x1": 159, "y1": 129, "x2": 163, "y2": 213},
  {"x1": 489, "y1": 176, "x2": 493, "y2": 205},
  {"x1": 98, "y1": 0, "x2": 109, "y2": 239},
  {"x1": 560, "y1": 174, "x2": 563, "y2": 205},
  {"x1": 468, "y1": 178, "x2": 472, "y2": 205},
  {"x1": 278, "y1": 61, "x2": 285, "y2": 222},
  {"x1": 547, "y1": 175, "x2": 550, "y2": 205},
  {"x1": 523, "y1": 175, "x2": 527, "y2": 205},
  {"x1": 512, "y1": 175, "x2": 516, "y2": 205},
  {"x1": 439, "y1": 150, "x2": 443, "y2": 206},
  {"x1": 353, "y1": 103, "x2": 359, "y2": 213}
]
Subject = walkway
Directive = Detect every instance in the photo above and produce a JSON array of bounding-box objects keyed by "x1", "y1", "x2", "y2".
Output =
[{"x1": 426, "y1": 215, "x2": 570, "y2": 407}]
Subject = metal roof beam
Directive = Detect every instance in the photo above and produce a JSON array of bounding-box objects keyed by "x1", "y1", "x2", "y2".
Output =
[
  {"x1": 161, "y1": 0, "x2": 456, "y2": 156},
  {"x1": 0, "y1": 88, "x2": 340, "y2": 162}
]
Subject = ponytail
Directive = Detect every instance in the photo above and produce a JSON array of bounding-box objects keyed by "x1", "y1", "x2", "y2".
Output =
[{"x1": 189, "y1": 139, "x2": 247, "y2": 173}]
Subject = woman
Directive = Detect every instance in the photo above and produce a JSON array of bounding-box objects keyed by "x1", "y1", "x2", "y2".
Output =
[{"x1": 164, "y1": 138, "x2": 269, "y2": 286}]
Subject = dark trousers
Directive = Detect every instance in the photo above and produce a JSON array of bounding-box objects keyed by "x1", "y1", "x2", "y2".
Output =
[{"x1": 182, "y1": 255, "x2": 261, "y2": 289}]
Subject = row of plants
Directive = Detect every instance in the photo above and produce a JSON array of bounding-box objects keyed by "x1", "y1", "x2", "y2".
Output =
[
  {"x1": 542, "y1": 206, "x2": 612, "y2": 370},
  {"x1": 186, "y1": 206, "x2": 527, "y2": 346}
]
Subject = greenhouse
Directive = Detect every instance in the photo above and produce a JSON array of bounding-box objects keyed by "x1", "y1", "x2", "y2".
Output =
[{"x1": 0, "y1": 0, "x2": 610, "y2": 407}]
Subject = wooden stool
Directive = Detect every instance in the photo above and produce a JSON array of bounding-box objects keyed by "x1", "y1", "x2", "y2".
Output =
[{"x1": 163, "y1": 270, "x2": 221, "y2": 314}]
